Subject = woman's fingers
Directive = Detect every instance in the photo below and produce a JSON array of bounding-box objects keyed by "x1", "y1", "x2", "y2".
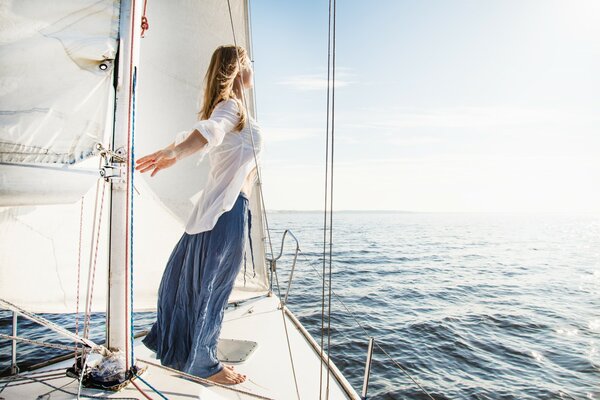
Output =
[
  {"x1": 150, "y1": 166, "x2": 161, "y2": 177},
  {"x1": 136, "y1": 151, "x2": 159, "y2": 165},
  {"x1": 135, "y1": 150, "x2": 176, "y2": 176},
  {"x1": 138, "y1": 163, "x2": 157, "y2": 173}
]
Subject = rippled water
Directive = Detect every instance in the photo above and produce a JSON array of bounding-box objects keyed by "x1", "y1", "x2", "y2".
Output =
[{"x1": 2, "y1": 212, "x2": 599, "y2": 399}]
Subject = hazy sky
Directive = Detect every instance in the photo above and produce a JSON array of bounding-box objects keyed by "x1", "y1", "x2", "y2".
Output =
[{"x1": 250, "y1": 0, "x2": 600, "y2": 212}]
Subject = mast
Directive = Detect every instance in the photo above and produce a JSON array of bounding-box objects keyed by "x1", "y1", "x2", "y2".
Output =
[{"x1": 106, "y1": 0, "x2": 142, "y2": 370}]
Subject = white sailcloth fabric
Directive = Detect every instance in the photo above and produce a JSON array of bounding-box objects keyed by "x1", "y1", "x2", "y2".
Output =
[
  {"x1": 0, "y1": 0, "x2": 269, "y2": 313},
  {"x1": 0, "y1": 0, "x2": 118, "y2": 205},
  {"x1": 135, "y1": 0, "x2": 269, "y2": 304},
  {"x1": 0, "y1": 0, "x2": 119, "y2": 165}
]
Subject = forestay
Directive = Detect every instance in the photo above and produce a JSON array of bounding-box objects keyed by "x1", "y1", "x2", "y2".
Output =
[{"x1": 0, "y1": 0, "x2": 268, "y2": 314}]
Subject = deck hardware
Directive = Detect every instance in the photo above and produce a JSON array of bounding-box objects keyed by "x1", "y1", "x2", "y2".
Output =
[
  {"x1": 361, "y1": 337, "x2": 375, "y2": 399},
  {"x1": 97, "y1": 144, "x2": 127, "y2": 183},
  {"x1": 266, "y1": 230, "x2": 300, "y2": 307},
  {"x1": 11, "y1": 311, "x2": 18, "y2": 375}
]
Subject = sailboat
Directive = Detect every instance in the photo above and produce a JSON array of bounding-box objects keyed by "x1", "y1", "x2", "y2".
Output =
[{"x1": 0, "y1": 0, "x2": 362, "y2": 398}]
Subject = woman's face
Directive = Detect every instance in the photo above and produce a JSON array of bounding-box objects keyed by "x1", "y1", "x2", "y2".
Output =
[{"x1": 240, "y1": 57, "x2": 253, "y2": 89}]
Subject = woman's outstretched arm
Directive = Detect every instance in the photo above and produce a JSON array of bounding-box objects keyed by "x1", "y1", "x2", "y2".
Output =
[
  {"x1": 136, "y1": 99, "x2": 240, "y2": 177},
  {"x1": 135, "y1": 129, "x2": 208, "y2": 177}
]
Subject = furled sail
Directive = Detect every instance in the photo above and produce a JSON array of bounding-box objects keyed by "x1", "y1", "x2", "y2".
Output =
[
  {"x1": 0, "y1": 0, "x2": 268, "y2": 314},
  {"x1": 0, "y1": 0, "x2": 118, "y2": 205}
]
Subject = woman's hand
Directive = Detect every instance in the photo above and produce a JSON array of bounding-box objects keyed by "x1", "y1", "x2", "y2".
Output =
[{"x1": 135, "y1": 148, "x2": 177, "y2": 177}]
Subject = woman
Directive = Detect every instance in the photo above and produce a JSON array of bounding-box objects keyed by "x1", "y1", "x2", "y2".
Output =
[{"x1": 135, "y1": 45, "x2": 261, "y2": 385}]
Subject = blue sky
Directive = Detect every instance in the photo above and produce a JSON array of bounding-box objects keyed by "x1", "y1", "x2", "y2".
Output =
[{"x1": 249, "y1": 0, "x2": 600, "y2": 212}]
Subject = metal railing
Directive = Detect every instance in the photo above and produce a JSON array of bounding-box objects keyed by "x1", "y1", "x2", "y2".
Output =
[{"x1": 266, "y1": 229, "x2": 300, "y2": 306}]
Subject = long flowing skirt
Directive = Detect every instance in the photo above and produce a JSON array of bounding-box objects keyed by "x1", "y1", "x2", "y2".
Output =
[{"x1": 142, "y1": 193, "x2": 249, "y2": 378}]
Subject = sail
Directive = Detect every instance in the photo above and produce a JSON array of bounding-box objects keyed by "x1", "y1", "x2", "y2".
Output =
[
  {"x1": 0, "y1": 0, "x2": 119, "y2": 204},
  {"x1": 134, "y1": 0, "x2": 268, "y2": 304},
  {"x1": 0, "y1": 0, "x2": 268, "y2": 313}
]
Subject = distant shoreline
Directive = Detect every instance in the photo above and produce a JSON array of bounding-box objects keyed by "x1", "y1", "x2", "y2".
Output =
[
  {"x1": 267, "y1": 210, "x2": 415, "y2": 214},
  {"x1": 266, "y1": 210, "x2": 600, "y2": 215}
]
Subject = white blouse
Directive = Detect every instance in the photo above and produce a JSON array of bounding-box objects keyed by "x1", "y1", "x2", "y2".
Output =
[{"x1": 175, "y1": 99, "x2": 262, "y2": 234}]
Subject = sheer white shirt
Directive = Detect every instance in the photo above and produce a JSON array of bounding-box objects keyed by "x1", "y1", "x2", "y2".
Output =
[{"x1": 175, "y1": 99, "x2": 262, "y2": 234}]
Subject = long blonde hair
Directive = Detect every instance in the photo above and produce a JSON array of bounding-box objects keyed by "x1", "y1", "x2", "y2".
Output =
[{"x1": 199, "y1": 45, "x2": 250, "y2": 132}]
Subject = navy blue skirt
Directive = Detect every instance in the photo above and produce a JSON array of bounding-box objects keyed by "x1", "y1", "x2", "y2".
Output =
[{"x1": 143, "y1": 193, "x2": 250, "y2": 378}]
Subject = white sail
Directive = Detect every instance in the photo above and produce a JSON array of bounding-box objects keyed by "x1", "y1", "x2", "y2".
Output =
[
  {"x1": 0, "y1": 0, "x2": 268, "y2": 314},
  {"x1": 134, "y1": 0, "x2": 269, "y2": 304}
]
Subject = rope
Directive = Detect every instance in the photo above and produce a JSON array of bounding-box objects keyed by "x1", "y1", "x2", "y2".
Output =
[
  {"x1": 130, "y1": 378, "x2": 153, "y2": 400},
  {"x1": 82, "y1": 179, "x2": 107, "y2": 341},
  {"x1": 0, "y1": 334, "x2": 76, "y2": 352},
  {"x1": 225, "y1": 2, "x2": 301, "y2": 399},
  {"x1": 12, "y1": 375, "x2": 138, "y2": 400},
  {"x1": 134, "y1": 373, "x2": 168, "y2": 400},
  {"x1": 0, "y1": 374, "x2": 65, "y2": 388},
  {"x1": 74, "y1": 196, "x2": 85, "y2": 362},
  {"x1": 320, "y1": 0, "x2": 336, "y2": 398},
  {"x1": 273, "y1": 269, "x2": 301, "y2": 400},
  {"x1": 0, "y1": 299, "x2": 103, "y2": 352},
  {"x1": 224, "y1": 0, "x2": 275, "y2": 263},
  {"x1": 130, "y1": 66, "x2": 138, "y2": 369},
  {"x1": 77, "y1": 350, "x2": 91, "y2": 398},
  {"x1": 326, "y1": 3, "x2": 337, "y2": 399},
  {"x1": 124, "y1": 0, "x2": 139, "y2": 371},
  {"x1": 137, "y1": 358, "x2": 276, "y2": 400},
  {"x1": 140, "y1": 0, "x2": 149, "y2": 38}
]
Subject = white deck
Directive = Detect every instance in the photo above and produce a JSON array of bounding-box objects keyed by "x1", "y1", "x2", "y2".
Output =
[{"x1": 1, "y1": 295, "x2": 360, "y2": 399}]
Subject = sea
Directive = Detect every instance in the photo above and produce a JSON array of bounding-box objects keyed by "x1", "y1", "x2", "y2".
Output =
[{"x1": 1, "y1": 212, "x2": 599, "y2": 399}]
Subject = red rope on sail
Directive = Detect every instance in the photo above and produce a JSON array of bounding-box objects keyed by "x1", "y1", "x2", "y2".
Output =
[{"x1": 141, "y1": 0, "x2": 149, "y2": 37}]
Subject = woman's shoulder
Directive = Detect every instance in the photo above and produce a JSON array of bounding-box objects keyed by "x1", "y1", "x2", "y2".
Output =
[{"x1": 214, "y1": 98, "x2": 242, "y2": 113}]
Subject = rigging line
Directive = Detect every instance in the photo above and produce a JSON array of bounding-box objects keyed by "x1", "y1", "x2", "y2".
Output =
[
  {"x1": 83, "y1": 178, "x2": 107, "y2": 341},
  {"x1": 246, "y1": 0, "x2": 259, "y2": 119},
  {"x1": 134, "y1": 373, "x2": 169, "y2": 400},
  {"x1": 273, "y1": 264, "x2": 301, "y2": 400},
  {"x1": 226, "y1": 3, "x2": 300, "y2": 399},
  {"x1": 326, "y1": 1, "x2": 337, "y2": 399},
  {"x1": 320, "y1": 0, "x2": 334, "y2": 398},
  {"x1": 130, "y1": 65, "x2": 138, "y2": 367},
  {"x1": 0, "y1": 334, "x2": 76, "y2": 352},
  {"x1": 124, "y1": 0, "x2": 139, "y2": 370},
  {"x1": 77, "y1": 347, "x2": 91, "y2": 398},
  {"x1": 130, "y1": 378, "x2": 154, "y2": 400},
  {"x1": 0, "y1": 370, "x2": 67, "y2": 383},
  {"x1": 0, "y1": 299, "x2": 101, "y2": 351},
  {"x1": 75, "y1": 196, "x2": 85, "y2": 362},
  {"x1": 138, "y1": 358, "x2": 276, "y2": 400},
  {"x1": 296, "y1": 251, "x2": 437, "y2": 400},
  {"x1": 0, "y1": 368, "x2": 72, "y2": 383},
  {"x1": 0, "y1": 374, "x2": 66, "y2": 389},
  {"x1": 0, "y1": 374, "x2": 18, "y2": 394},
  {"x1": 20, "y1": 375, "x2": 139, "y2": 400},
  {"x1": 226, "y1": 0, "x2": 275, "y2": 263},
  {"x1": 82, "y1": 178, "x2": 102, "y2": 340}
]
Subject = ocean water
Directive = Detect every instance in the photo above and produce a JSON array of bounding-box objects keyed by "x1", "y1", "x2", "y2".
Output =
[{"x1": 1, "y1": 212, "x2": 599, "y2": 399}]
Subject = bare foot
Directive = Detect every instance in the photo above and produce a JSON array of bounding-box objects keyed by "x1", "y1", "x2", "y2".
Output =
[{"x1": 206, "y1": 366, "x2": 246, "y2": 385}]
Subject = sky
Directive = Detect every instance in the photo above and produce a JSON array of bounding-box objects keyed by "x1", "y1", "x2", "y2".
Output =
[{"x1": 249, "y1": 0, "x2": 600, "y2": 212}]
